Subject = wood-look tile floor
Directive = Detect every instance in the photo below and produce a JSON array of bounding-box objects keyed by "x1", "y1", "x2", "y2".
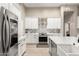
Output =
[{"x1": 24, "y1": 44, "x2": 50, "y2": 56}]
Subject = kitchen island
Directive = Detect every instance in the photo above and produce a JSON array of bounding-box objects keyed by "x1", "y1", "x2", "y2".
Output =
[{"x1": 48, "y1": 36, "x2": 79, "y2": 56}]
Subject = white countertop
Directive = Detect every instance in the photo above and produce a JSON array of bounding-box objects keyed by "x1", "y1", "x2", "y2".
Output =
[
  {"x1": 48, "y1": 36, "x2": 78, "y2": 45},
  {"x1": 47, "y1": 33, "x2": 61, "y2": 36}
]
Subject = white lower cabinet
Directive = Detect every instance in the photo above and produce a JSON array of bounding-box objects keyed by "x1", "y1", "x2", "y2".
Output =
[
  {"x1": 18, "y1": 36, "x2": 26, "y2": 56},
  {"x1": 19, "y1": 43, "x2": 25, "y2": 56},
  {"x1": 26, "y1": 33, "x2": 39, "y2": 44}
]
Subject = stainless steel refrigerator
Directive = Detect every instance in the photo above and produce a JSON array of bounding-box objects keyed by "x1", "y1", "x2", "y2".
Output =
[{"x1": 0, "y1": 7, "x2": 18, "y2": 56}]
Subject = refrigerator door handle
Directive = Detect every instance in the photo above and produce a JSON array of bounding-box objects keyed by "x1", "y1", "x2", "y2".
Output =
[
  {"x1": 1, "y1": 11, "x2": 10, "y2": 55},
  {"x1": 4, "y1": 13, "x2": 10, "y2": 55},
  {"x1": 1, "y1": 14, "x2": 6, "y2": 54},
  {"x1": 6, "y1": 15, "x2": 10, "y2": 54}
]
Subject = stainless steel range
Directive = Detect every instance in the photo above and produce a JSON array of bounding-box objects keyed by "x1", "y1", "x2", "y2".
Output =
[{"x1": 39, "y1": 33, "x2": 47, "y2": 43}]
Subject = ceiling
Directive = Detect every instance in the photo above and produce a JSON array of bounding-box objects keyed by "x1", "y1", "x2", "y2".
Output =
[{"x1": 23, "y1": 3, "x2": 79, "y2": 8}]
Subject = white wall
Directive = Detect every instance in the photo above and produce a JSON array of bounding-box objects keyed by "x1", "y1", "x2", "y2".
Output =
[{"x1": 25, "y1": 7, "x2": 61, "y2": 18}]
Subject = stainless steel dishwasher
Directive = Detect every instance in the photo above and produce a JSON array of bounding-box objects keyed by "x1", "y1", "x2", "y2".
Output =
[{"x1": 49, "y1": 38, "x2": 57, "y2": 56}]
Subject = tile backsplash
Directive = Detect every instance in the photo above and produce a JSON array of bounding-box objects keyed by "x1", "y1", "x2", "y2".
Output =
[
  {"x1": 25, "y1": 29, "x2": 38, "y2": 33},
  {"x1": 25, "y1": 29, "x2": 60, "y2": 33},
  {"x1": 47, "y1": 29, "x2": 60, "y2": 33}
]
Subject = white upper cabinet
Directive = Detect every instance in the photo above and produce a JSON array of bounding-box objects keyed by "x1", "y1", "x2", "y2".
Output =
[
  {"x1": 77, "y1": 16, "x2": 79, "y2": 28},
  {"x1": 47, "y1": 18, "x2": 61, "y2": 29},
  {"x1": 25, "y1": 17, "x2": 38, "y2": 29}
]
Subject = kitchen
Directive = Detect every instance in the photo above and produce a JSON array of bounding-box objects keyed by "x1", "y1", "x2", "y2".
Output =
[{"x1": 0, "y1": 3, "x2": 79, "y2": 56}]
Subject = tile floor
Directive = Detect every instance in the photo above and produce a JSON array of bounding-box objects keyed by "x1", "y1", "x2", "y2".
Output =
[{"x1": 24, "y1": 44, "x2": 50, "y2": 56}]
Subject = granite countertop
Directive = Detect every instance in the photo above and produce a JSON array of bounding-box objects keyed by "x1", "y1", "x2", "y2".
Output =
[
  {"x1": 49, "y1": 36, "x2": 79, "y2": 56},
  {"x1": 47, "y1": 33, "x2": 61, "y2": 36},
  {"x1": 57, "y1": 43, "x2": 79, "y2": 56},
  {"x1": 48, "y1": 36, "x2": 78, "y2": 45}
]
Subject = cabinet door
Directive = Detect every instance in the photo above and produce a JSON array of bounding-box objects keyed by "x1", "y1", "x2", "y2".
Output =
[
  {"x1": 25, "y1": 17, "x2": 38, "y2": 29},
  {"x1": 18, "y1": 40, "x2": 26, "y2": 56},
  {"x1": 47, "y1": 18, "x2": 61, "y2": 29},
  {"x1": 18, "y1": 36, "x2": 26, "y2": 56},
  {"x1": 26, "y1": 33, "x2": 31, "y2": 43},
  {"x1": 26, "y1": 33, "x2": 38, "y2": 43},
  {"x1": 33, "y1": 34, "x2": 38, "y2": 43}
]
